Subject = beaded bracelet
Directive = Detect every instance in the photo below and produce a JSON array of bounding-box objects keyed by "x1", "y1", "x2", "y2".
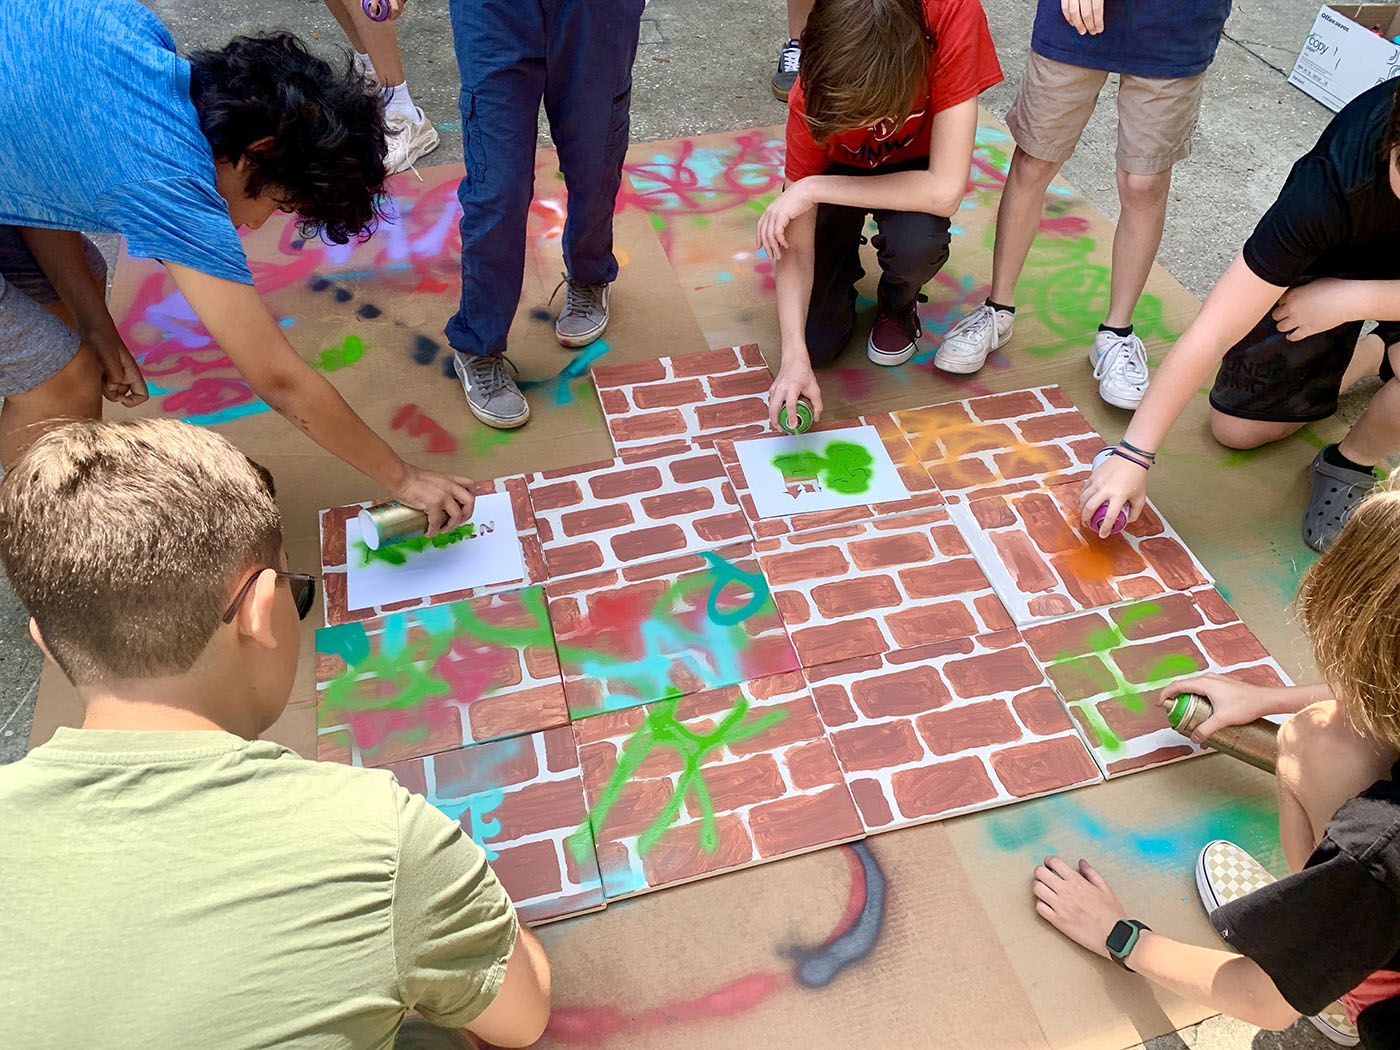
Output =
[
  {"x1": 1110, "y1": 447, "x2": 1152, "y2": 470},
  {"x1": 1118, "y1": 439, "x2": 1157, "y2": 462}
]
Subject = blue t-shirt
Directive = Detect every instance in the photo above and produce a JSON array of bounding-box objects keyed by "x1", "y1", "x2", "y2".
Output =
[
  {"x1": 1031, "y1": 0, "x2": 1232, "y2": 80},
  {"x1": 0, "y1": 0, "x2": 251, "y2": 284}
]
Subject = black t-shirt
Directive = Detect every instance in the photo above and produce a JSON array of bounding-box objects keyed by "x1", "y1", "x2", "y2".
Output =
[
  {"x1": 1211, "y1": 757, "x2": 1400, "y2": 1029},
  {"x1": 1244, "y1": 78, "x2": 1400, "y2": 287}
]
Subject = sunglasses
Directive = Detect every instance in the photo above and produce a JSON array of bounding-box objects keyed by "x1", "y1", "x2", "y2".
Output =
[{"x1": 221, "y1": 569, "x2": 318, "y2": 624}]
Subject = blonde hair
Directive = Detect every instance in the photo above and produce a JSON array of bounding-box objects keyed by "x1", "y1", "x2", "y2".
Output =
[
  {"x1": 1297, "y1": 487, "x2": 1400, "y2": 752},
  {"x1": 800, "y1": 0, "x2": 932, "y2": 144},
  {"x1": 0, "y1": 419, "x2": 281, "y2": 684}
]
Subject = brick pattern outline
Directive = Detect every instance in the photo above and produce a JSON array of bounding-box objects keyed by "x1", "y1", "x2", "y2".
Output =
[
  {"x1": 314, "y1": 588, "x2": 568, "y2": 768},
  {"x1": 716, "y1": 412, "x2": 945, "y2": 540},
  {"x1": 572, "y1": 670, "x2": 864, "y2": 900},
  {"x1": 946, "y1": 481, "x2": 1212, "y2": 626},
  {"x1": 806, "y1": 631, "x2": 1102, "y2": 832},
  {"x1": 545, "y1": 541, "x2": 799, "y2": 717},
  {"x1": 752, "y1": 509, "x2": 1013, "y2": 668},
  {"x1": 892, "y1": 386, "x2": 1100, "y2": 500},
  {"x1": 319, "y1": 476, "x2": 545, "y2": 626},
  {"x1": 1021, "y1": 587, "x2": 1291, "y2": 777},
  {"x1": 590, "y1": 344, "x2": 773, "y2": 461},
  {"x1": 386, "y1": 727, "x2": 605, "y2": 924},
  {"x1": 526, "y1": 445, "x2": 751, "y2": 583}
]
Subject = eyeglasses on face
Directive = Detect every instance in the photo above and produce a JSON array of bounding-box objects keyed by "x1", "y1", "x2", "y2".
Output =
[{"x1": 221, "y1": 569, "x2": 318, "y2": 625}]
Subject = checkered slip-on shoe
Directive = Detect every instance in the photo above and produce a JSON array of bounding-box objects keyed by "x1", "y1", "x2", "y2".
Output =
[{"x1": 1196, "y1": 841, "x2": 1359, "y2": 1046}]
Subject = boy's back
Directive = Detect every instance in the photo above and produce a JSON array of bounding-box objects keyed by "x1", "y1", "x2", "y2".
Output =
[{"x1": 1, "y1": 728, "x2": 517, "y2": 1050}]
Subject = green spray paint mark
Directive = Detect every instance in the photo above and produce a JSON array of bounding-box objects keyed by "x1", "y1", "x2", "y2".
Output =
[
  {"x1": 771, "y1": 440, "x2": 875, "y2": 495},
  {"x1": 313, "y1": 334, "x2": 365, "y2": 371},
  {"x1": 468, "y1": 425, "x2": 514, "y2": 457},
  {"x1": 567, "y1": 692, "x2": 787, "y2": 864},
  {"x1": 356, "y1": 522, "x2": 476, "y2": 567}
]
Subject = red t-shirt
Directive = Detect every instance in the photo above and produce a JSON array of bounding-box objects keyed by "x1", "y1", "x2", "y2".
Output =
[{"x1": 784, "y1": 0, "x2": 1003, "y2": 181}]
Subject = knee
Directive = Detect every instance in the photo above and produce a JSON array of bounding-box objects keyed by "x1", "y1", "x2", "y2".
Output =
[
  {"x1": 1277, "y1": 700, "x2": 1356, "y2": 787},
  {"x1": 1116, "y1": 169, "x2": 1171, "y2": 212},
  {"x1": 875, "y1": 213, "x2": 951, "y2": 276},
  {"x1": 805, "y1": 319, "x2": 851, "y2": 365},
  {"x1": 1209, "y1": 409, "x2": 1298, "y2": 450},
  {"x1": 1009, "y1": 147, "x2": 1061, "y2": 189}
]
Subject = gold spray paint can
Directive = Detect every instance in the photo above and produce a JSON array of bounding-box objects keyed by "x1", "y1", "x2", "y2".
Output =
[
  {"x1": 358, "y1": 501, "x2": 430, "y2": 551},
  {"x1": 1166, "y1": 693, "x2": 1279, "y2": 774},
  {"x1": 779, "y1": 396, "x2": 814, "y2": 435}
]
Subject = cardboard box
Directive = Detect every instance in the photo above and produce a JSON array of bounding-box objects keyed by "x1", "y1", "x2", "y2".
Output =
[{"x1": 1290, "y1": 4, "x2": 1400, "y2": 111}]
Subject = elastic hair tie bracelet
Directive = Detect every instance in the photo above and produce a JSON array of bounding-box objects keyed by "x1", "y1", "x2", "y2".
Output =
[
  {"x1": 1110, "y1": 448, "x2": 1152, "y2": 471},
  {"x1": 1118, "y1": 439, "x2": 1157, "y2": 463}
]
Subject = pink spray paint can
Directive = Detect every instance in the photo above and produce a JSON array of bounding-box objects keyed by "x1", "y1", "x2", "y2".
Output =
[{"x1": 1089, "y1": 448, "x2": 1129, "y2": 535}]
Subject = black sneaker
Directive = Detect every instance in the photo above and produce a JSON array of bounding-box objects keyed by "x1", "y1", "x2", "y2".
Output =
[{"x1": 771, "y1": 39, "x2": 800, "y2": 101}]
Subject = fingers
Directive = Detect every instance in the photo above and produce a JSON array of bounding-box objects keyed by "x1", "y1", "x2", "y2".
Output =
[
  {"x1": 1191, "y1": 716, "x2": 1222, "y2": 744},
  {"x1": 1061, "y1": 0, "x2": 1082, "y2": 32},
  {"x1": 807, "y1": 379, "x2": 824, "y2": 421},
  {"x1": 1078, "y1": 859, "x2": 1109, "y2": 889},
  {"x1": 784, "y1": 389, "x2": 800, "y2": 434},
  {"x1": 1088, "y1": 0, "x2": 1105, "y2": 33},
  {"x1": 767, "y1": 380, "x2": 784, "y2": 430},
  {"x1": 1045, "y1": 855, "x2": 1077, "y2": 879}
]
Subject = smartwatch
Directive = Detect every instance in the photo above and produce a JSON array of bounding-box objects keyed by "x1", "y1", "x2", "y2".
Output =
[{"x1": 1105, "y1": 919, "x2": 1151, "y2": 971}]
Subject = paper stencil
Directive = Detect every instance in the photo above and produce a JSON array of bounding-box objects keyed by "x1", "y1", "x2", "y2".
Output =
[
  {"x1": 344, "y1": 491, "x2": 525, "y2": 611},
  {"x1": 731, "y1": 425, "x2": 910, "y2": 519}
]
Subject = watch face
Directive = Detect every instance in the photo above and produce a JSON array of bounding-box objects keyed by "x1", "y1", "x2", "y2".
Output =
[{"x1": 1106, "y1": 921, "x2": 1134, "y2": 955}]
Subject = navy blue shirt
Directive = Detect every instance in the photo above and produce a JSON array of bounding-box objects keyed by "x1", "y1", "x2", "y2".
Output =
[
  {"x1": 1031, "y1": 0, "x2": 1232, "y2": 79},
  {"x1": 0, "y1": 0, "x2": 251, "y2": 283}
]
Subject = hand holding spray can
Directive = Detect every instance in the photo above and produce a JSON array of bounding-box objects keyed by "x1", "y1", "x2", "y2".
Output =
[
  {"x1": 779, "y1": 396, "x2": 814, "y2": 435},
  {"x1": 1089, "y1": 447, "x2": 1129, "y2": 535}
]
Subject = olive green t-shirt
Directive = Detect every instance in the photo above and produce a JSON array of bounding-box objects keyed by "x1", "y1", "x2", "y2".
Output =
[{"x1": 0, "y1": 728, "x2": 518, "y2": 1049}]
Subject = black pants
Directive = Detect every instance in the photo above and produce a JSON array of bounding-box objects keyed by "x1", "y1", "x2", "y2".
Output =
[{"x1": 805, "y1": 159, "x2": 952, "y2": 364}]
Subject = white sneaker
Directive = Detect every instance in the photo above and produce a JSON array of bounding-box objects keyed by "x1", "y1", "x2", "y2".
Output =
[
  {"x1": 933, "y1": 303, "x2": 1014, "y2": 374},
  {"x1": 384, "y1": 109, "x2": 440, "y2": 176},
  {"x1": 1091, "y1": 330, "x2": 1149, "y2": 409}
]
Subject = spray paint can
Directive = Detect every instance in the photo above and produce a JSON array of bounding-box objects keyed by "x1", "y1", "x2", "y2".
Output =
[
  {"x1": 358, "y1": 501, "x2": 429, "y2": 551},
  {"x1": 1089, "y1": 447, "x2": 1129, "y2": 535},
  {"x1": 779, "y1": 396, "x2": 814, "y2": 435},
  {"x1": 1165, "y1": 693, "x2": 1279, "y2": 775}
]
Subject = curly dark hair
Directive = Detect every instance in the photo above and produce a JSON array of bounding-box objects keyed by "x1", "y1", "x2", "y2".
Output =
[{"x1": 188, "y1": 32, "x2": 388, "y2": 244}]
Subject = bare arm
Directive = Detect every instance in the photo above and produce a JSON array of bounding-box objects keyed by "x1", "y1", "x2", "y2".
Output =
[
  {"x1": 165, "y1": 262, "x2": 475, "y2": 529},
  {"x1": 464, "y1": 922, "x2": 551, "y2": 1047},
  {"x1": 767, "y1": 207, "x2": 823, "y2": 429},
  {"x1": 1080, "y1": 253, "x2": 1287, "y2": 533}
]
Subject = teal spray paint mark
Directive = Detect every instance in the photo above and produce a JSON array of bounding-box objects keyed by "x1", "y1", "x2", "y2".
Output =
[
  {"x1": 520, "y1": 338, "x2": 613, "y2": 406},
  {"x1": 771, "y1": 440, "x2": 876, "y2": 495}
]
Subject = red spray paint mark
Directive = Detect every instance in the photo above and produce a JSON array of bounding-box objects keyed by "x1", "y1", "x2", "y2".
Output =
[
  {"x1": 544, "y1": 972, "x2": 791, "y2": 1045},
  {"x1": 391, "y1": 404, "x2": 458, "y2": 454}
]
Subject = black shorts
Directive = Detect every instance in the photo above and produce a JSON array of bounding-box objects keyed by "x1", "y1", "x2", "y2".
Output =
[{"x1": 1209, "y1": 312, "x2": 1399, "y2": 424}]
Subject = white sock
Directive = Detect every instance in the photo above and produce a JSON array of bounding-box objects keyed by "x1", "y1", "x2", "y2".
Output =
[
  {"x1": 354, "y1": 51, "x2": 375, "y2": 79},
  {"x1": 383, "y1": 82, "x2": 421, "y2": 123}
]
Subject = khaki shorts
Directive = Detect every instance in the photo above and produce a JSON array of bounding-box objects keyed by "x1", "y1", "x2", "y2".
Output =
[{"x1": 1005, "y1": 49, "x2": 1207, "y2": 175}]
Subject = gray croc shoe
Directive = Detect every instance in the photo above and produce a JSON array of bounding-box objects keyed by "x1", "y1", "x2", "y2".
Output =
[{"x1": 1304, "y1": 445, "x2": 1377, "y2": 552}]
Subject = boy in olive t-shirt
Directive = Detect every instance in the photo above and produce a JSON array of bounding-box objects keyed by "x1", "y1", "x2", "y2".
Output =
[{"x1": 0, "y1": 419, "x2": 551, "y2": 1050}]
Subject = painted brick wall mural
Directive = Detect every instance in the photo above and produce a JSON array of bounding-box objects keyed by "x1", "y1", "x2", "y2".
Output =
[
  {"x1": 571, "y1": 670, "x2": 864, "y2": 899},
  {"x1": 591, "y1": 344, "x2": 773, "y2": 460},
  {"x1": 386, "y1": 727, "x2": 605, "y2": 924},
  {"x1": 526, "y1": 444, "x2": 751, "y2": 582},
  {"x1": 752, "y1": 509, "x2": 1013, "y2": 668},
  {"x1": 545, "y1": 542, "x2": 799, "y2": 717},
  {"x1": 805, "y1": 631, "x2": 1102, "y2": 832},
  {"x1": 314, "y1": 588, "x2": 568, "y2": 768},
  {"x1": 319, "y1": 475, "x2": 546, "y2": 626},
  {"x1": 947, "y1": 481, "x2": 1212, "y2": 626},
  {"x1": 1021, "y1": 587, "x2": 1289, "y2": 777}
]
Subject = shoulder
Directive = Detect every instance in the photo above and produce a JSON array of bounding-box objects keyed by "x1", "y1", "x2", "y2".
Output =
[{"x1": 924, "y1": 0, "x2": 992, "y2": 31}]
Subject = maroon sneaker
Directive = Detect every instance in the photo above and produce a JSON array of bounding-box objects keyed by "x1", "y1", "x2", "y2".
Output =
[{"x1": 866, "y1": 298, "x2": 922, "y2": 366}]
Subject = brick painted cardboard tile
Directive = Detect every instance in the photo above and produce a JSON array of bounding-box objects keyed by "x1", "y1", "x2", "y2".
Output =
[
  {"x1": 385, "y1": 727, "x2": 605, "y2": 925},
  {"x1": 752, "y1": 509, "x2": 1014, "y2": 668},
  {"x1": 571, "y1": 669, "x2": 864, "y2": 900},
  {"x1": 545, "y1": 542, "x2": 800, "y2": 718},
  {"x1": 590, "y1": 344, "x2": 773, "y2": 459},
  {"x1": 1021, "y1": 587, "x2": 1291, "y2": 778},
  {"x1": 892, "y1": 385, "x2": 1101, "y2": 500},
  {"x1": 526, "y1": 445, "x2": 752, "y2": 583},
  {"x1": 945, "y1": 481, "x2": 1211, "y2": 627},
  {"x1": 314, "y1": 587, "x2": 568, "y2": 768},
  {"x1": 804, "y1": 631, "x2": 1102, "y2": 832},
  {"x1": 715, "y1": 413, "x2": 944, "y2": 540},
  {"x1": 319, "y1": 475, "x2": 546, "y2": 626}
]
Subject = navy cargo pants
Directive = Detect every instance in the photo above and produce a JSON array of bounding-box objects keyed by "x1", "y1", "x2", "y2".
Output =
[{"x1": 445, "y1": 0, "x2": 645, "y2": 356}]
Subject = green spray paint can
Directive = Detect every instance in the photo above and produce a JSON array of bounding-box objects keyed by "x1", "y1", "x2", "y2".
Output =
[
  {"x1": 1166, "y1": 693, "x2": 1279, "y2": 775},
  {"x1": 779, "y1": 396, "x2": 814, "y2": 435}
]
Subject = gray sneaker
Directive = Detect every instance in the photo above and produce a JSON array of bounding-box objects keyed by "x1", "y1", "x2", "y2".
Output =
[
  {"x1": 552, "y1": 274, "x2": 610, "y2": 348},
  {"x1": 453, "y1": 351, "x2": 530, "y2": 429}
]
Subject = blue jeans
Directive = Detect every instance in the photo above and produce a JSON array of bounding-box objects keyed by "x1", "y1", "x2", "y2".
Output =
[{"x1": 445, "y1": 0, "x2": 645, "y2": 356}]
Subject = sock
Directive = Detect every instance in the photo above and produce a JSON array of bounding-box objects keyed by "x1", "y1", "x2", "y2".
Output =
[
  {"x1": 383, "y1": 82, "x2": 420, "y2": 123},
  {"x1": 354, "y1": 51, "x2": 375, "y2": 78},
  {"x1": 1099, "y1": 322, "x2": 1133, "y2": 338},
  {"x1": 1323, "y1": 443, "x2": 1376, "y2": 473},
  {"x1": 986, "y1": 297, "x2": 1015, "y2": 315}
]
